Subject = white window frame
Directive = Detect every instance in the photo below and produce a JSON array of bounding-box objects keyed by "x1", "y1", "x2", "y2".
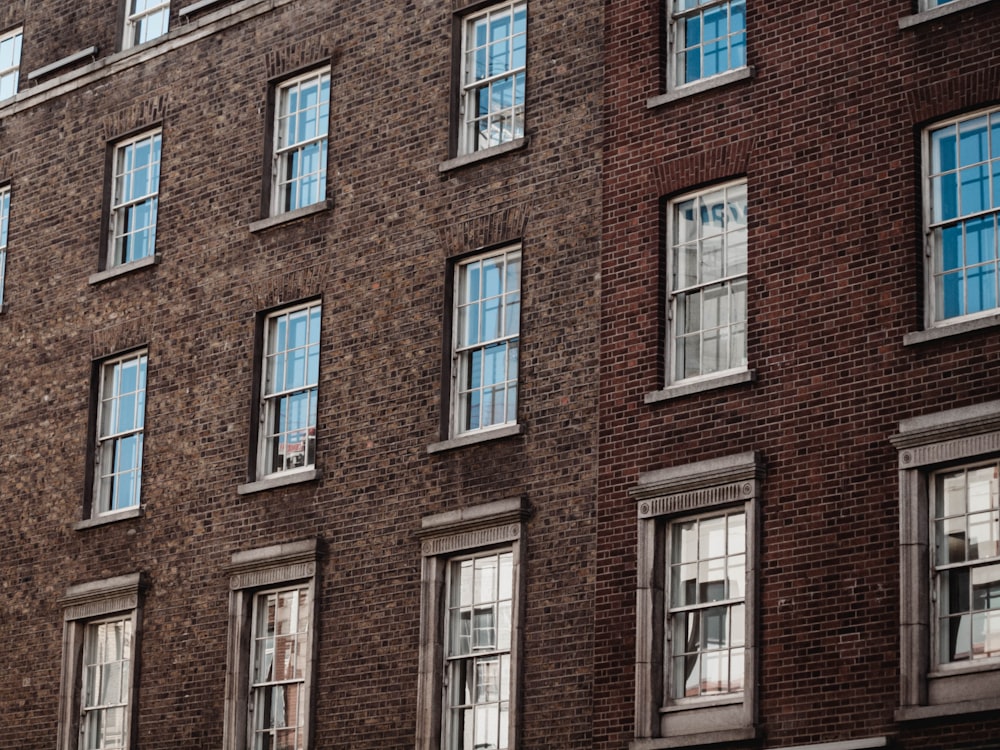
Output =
[
  {"x1": 929, "y1": 461, "x2": 1000, "y2": 666},
  {"x1": 109, "y1": 130, "x2": 162, "y2": 269},
  {"x1": 416, "y1": 497, "x2": 529, "y2": 750},
  {"x1": 666, "y1": 509, "x2": 747, "y2": 703},
  {"x1": 632, "y1": 452, "x2": 760, "y2": 748},
  {"x1": 222, "y1": 540, "x2": 318, "y2": 750},
  {"x1": 0, "y1": 185, "x2": 9, "y2": 307},
  {"x1": 451, "y1": 246, "x2": 521, "y2": 438},
  {"x1": 122, "y1": 0, "x2": 170, "y2": 50},
  {"x1": 94, "y1": 350, "x2": 148, "y2": 516},
  {"x1": 247, "y1": 585, "x2": 311, "y2": 750},
  {"x1": 0, "y1": 27, "x2": 22, "y2": 102},
  {"x1": 458, "y1": 1, "x2": 527, "y2": 156},
  {"x1": 666, "y1": 181, "x2": 748, "y2": 387},
  {"x1": 57, "y1": 574, "x2": 143, "y2": 750},
  {"x1": 923, "y1": 106, "x2": 1000, "y2": 329},
  {"x1": 893, "y1": 401, "x2": 1000, "y2": 720},
  {"x1": 256, "y1": 301, "x2": 321, "y2": 480},
  {"x1": 667, "y1": 0, "x2": 746, "y2": 92},
  {"x1": 270, "y1": 68, "x2": 330, "y2": 217},
  {"x1": 80, "y1": 615, "x2": 134, "y2": 750},
  {"x1": 443, "y1": 549, "x2": 515, "y2": 750}
]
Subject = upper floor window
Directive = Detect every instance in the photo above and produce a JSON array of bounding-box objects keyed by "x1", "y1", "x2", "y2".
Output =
[
  {"x1": 459, "y1": 1, "x2": 526, "y2": 155},
  {"x1": 925, "y1": 107, "x2": 1000, "y2": 326},
  {"x1": 667, "y1": 181, "x2": 747, "y2": 384},
  {"x1": 669, "y1": 0, "x2": 745, "y2": 89},
  {"x1": 95, "y1": 350, "x2": 147, "y2": 515},
  {"x1": 0, "y1": 185, "x2": 9, "y2": 307},
  {"x1": 258, "y1": 301, "x2": 321, "y2": 478},
  {"x1": 0, "y1": 27, "x2": 22, "y2": 101},
  {"x1": 110, "y1": 131, "x2": 161, "y2": 268},
  {"x1": 123, "y1": 0, "x2": 170, "y2": 49},
  {"x1": 271, "y1": 69, "x2": 330, "y2": 216},
  {"x1": 452, "y1": 246, "x2": 521, "y2": 437}
]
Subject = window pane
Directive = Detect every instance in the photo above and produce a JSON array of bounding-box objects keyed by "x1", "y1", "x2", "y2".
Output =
[
  {"x1": 261, "y1": 303, "x2": 321, "y2": 475},
  {"x1": 959, "y1": 116, "x2": 989, "y2": 166},
  {"x1": 929, "y1": 110, "x2": 1000, "y2": 322},
  {"x1": 967, "y1": 263, "x2": 996, "y2": 314},
  {"x1": 250, "y1": 587, "x2": 309, "y2": 750},
  {"x1": 668, "y1": 511, "x2": 746, "y2": 698},
  {"x1": 672, "y1": 0, "x2": 742, "y2": 85},
  {"x1": 933, "y1": 127, "x2": 958, "y2": 174},
  {"x1": 455, "y1": 248, "x2": 520, "y2": 435},
  {"x1": 97, "y1": 353, "x2": 147, "y2": 513},
  {"x1": 935, "y1": 462, "x2": 1000, "y2": 663},
  {"x1": 448, "y1": 550, "x2": 514, "y2": 749},
  {"x1": 110, "y1": 132, "x2": 161, "y2": 266},
  {"x1": 82, "y1": 618, "x2": 132, "y2": 750},
  {"x1": 960, "y1": 165, "x2": 989, "y2": 215},
  {"x1": 274, "y1": 70, "x2": 330, "y2": 215},
  {"x1": 461, "y1": 2, "x2": 527, "y2": 154},
  {"x1": 670, "y1": 182, "x2": 748, "y2": 381}
]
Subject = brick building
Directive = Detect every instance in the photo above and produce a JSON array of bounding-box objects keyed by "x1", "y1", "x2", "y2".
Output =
[
  {"x1": 0, "y1": 1, "x2": 600, "y2": 749},
  {"x1": 597, "y1": 0, "x2": 1000, "y2": 749},
  {"x1": 4, "y1": 1, "x2": 1000, "y2": 750}
]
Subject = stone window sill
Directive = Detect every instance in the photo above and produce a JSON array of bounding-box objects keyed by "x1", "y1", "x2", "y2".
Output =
[
  {"x1": 438, "y1": 137, "x2": 529, "y2": 173},
  {"x1": 778, "y1": 739, "x2": 887, "y2": 750},
  {"x1": 248, "y1": 200, "x2": 331, "y2": 233},
  {"x1": 630, "y1": 727, "x2": 756, "y2": 749},
  {"x1": 74, "y1": 506, "x2": 143, "y2": 530},
  {"x1": 88, "y1": 254, "x2": 160, "y2": 285},
  {"x1": 660, "y1": 695, "x2": 742, "y2": 713},
  {"x1": 647, "y1": 67, "x2": 753, "y2": 109},
  {"x1": 27, "y1": 46, "x2": 99, "y2": 82},
  {"x1": 903, "y1": 312, "x2": 1000, "y2": 345},
  {"x1": 427, "y1": 424, "x2": 523, "y2": 454},
  {"x1": 237, "y1": 468, "x2": 321, "y2": 495},
  {"x1": 645, "y1": 369, "x2": 755, "y2": 403},
  {"x1": 899, "y1": 0, "x2": 996, "y2": 28},
  {"x1": 895, "y1": 695, "x2": 1000, "y2": 721}
]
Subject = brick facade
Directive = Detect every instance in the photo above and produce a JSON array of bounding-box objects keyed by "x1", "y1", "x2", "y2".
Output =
[
  {"x1": 599, "y1": 0, "x2": 1000, "y2": 748},
  {"x1": 0, "y1": 1, "x2": 600, "y2": 748},
  {"x1": 3, "y1": 1, "x2": 1000, "y2": 749}
]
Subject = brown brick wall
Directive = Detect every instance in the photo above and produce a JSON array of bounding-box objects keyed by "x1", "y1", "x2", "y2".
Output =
[
  {"x1": 0, "y1": 1, "x2": 601, "y2": 747},
  {"x1": 599, "y1": 0, "x2": 1000, "y2": 748}
]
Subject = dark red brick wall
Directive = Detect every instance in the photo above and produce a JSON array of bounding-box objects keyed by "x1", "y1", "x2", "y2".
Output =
[
  {"x1": 0, "y1": 1, "x2": 601, "y2": 748},
  {"x1": 599, "y1": 1, "x2": 1000, "y2": 748}
]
